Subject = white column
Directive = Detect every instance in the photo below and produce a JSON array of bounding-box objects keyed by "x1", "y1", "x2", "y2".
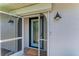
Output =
[
  {"x1": 0, "y1": 14, "x2": 1, "y2": 56},
  {"x1": 22, "y1": 17, "x2": 24, "y2": 55},
  {"x1": 47, "y1": 11, "x2": 50, "y2": 56},
  {"x1": 38, "y1": 14, "x2": 41, "y2": 56}
]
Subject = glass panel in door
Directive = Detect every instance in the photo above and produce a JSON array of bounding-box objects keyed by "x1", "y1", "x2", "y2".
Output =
[
  {"x1": 32, "y1": 20, "x2": 38, "y2": 47},
  {"x1": 29, "y1": 17, "x2": 39, "y2": 48},
  {"x1": 28, "y1": 17, "x2": 39, "y2": 56}
]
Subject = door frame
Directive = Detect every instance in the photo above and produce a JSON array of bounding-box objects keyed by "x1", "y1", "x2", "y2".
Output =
[
  {"x1": 23, "y1": 11, "x2": 49, "y2": 56},
  {"x1": 29, "y1": 16, "x2": 45, "y2": 49},
  {"x1": 29, "y1": 17, "x2": 39, "y2": 48}
]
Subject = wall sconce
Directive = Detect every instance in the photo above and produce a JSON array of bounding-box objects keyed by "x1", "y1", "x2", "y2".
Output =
[
  {"x1": 8, "y1": 20, "x2": 14, "y2": 23},
  {"x1": 54, "y1": 12, "x2": 62, "y2": 20}
]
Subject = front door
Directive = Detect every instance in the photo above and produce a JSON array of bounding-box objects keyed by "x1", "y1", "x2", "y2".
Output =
[
  {"x1": 29, "y1": 17, "x2": 39, "y2": 48},
  {"x1": 29, "y1": 14, "x2": 46, "y2": 50}
]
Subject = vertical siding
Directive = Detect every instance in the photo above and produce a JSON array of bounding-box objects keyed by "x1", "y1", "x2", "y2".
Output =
[
  {"x1": 49, "y1": 4, "x2": 79, "y2": 56},
  {"x1": 24, "y1": 17, "x2": 29, "y2": 48}
]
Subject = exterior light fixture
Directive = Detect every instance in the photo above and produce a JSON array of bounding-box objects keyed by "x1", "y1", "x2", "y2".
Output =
[
  {"x1": 8, "y1": 20, "x2": 14, "y2": 23},
  {"x1": 54, "y1": 12, "x2": 62, "y2": 20}
]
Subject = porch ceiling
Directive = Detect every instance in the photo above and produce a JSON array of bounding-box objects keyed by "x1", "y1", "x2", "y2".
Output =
[{"x1": 0, "y1": 3, "x2": 35, "y2": 12}]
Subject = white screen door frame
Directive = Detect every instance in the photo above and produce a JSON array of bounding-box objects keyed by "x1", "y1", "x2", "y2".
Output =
[{"x1": 11, "y1": 17, "x2": 24, "y2": 56}]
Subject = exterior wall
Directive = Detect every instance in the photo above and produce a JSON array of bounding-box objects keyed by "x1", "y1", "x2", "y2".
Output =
[
  {"x1": 0, "y1": 13, "x2": 18, "y2": 51},
  {"x1": 49, "y1": 4, "x2": 79, "y2": 56},
  {"x1": 24, "y1": 17, "x2": 29, "y2": 48}
]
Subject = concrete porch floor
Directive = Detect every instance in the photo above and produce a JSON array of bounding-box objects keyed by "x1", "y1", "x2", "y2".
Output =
[
  {"x1": 1, "y1": 48, "x2": 14, "y2": 56},
  {"x1": 24, "y1": 48, "x2": 47, "y2": 56}
]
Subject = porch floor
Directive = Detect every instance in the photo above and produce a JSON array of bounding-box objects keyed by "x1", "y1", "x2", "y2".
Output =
[
  {"x1": 1, "y1": 48, "x2": 14, "y2": 56},
  {"x1": 24, "y1": 48, "x2": 47, "y2": 56}
]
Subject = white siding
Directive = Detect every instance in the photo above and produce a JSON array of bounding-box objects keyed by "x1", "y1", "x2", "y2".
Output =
[
  {"x1": 49, "y1": 4, "x2": 79, "y2": 56},
  {"x1": 24, "y1": 17, "x2": 29, "y2": 48}
]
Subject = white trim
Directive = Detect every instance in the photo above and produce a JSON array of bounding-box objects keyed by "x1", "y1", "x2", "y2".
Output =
[
  {"x1": 10, "y1": 17, "x2": 25, "y2": 56},
  {"x1": 40, "y1": 39, "x2": 47, "y2": 41},
  {"x1": 47, "y1": 11, "x2": 50, "y2": 56},
  {"x1": 0, "y1": 37, "x2": 22, "y2": 43},
  {"x1": 22, "y1": 17, "x2": 24, "y2": 55},
  {"x1": 10, "y1": 50, "x2": 23, "y2": 56},
  {"x1": 31, "y1": 19, "x2": 33, "y2": 46},
  {"x1": 23, "y1": 12, "x2": 49, "y2": 18},
  {"x1": 0, "y1": 11, "x2": 21, "y2": 18},
  {"x1": 23, "y1": 14, "x2": 40, "y2": 18},
  {"x1": 38, "y1": 14, "x2": 40, "y2": 56},
  {"x1": 0, "y1": 15, "x2": 1, "y2": 56}
]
